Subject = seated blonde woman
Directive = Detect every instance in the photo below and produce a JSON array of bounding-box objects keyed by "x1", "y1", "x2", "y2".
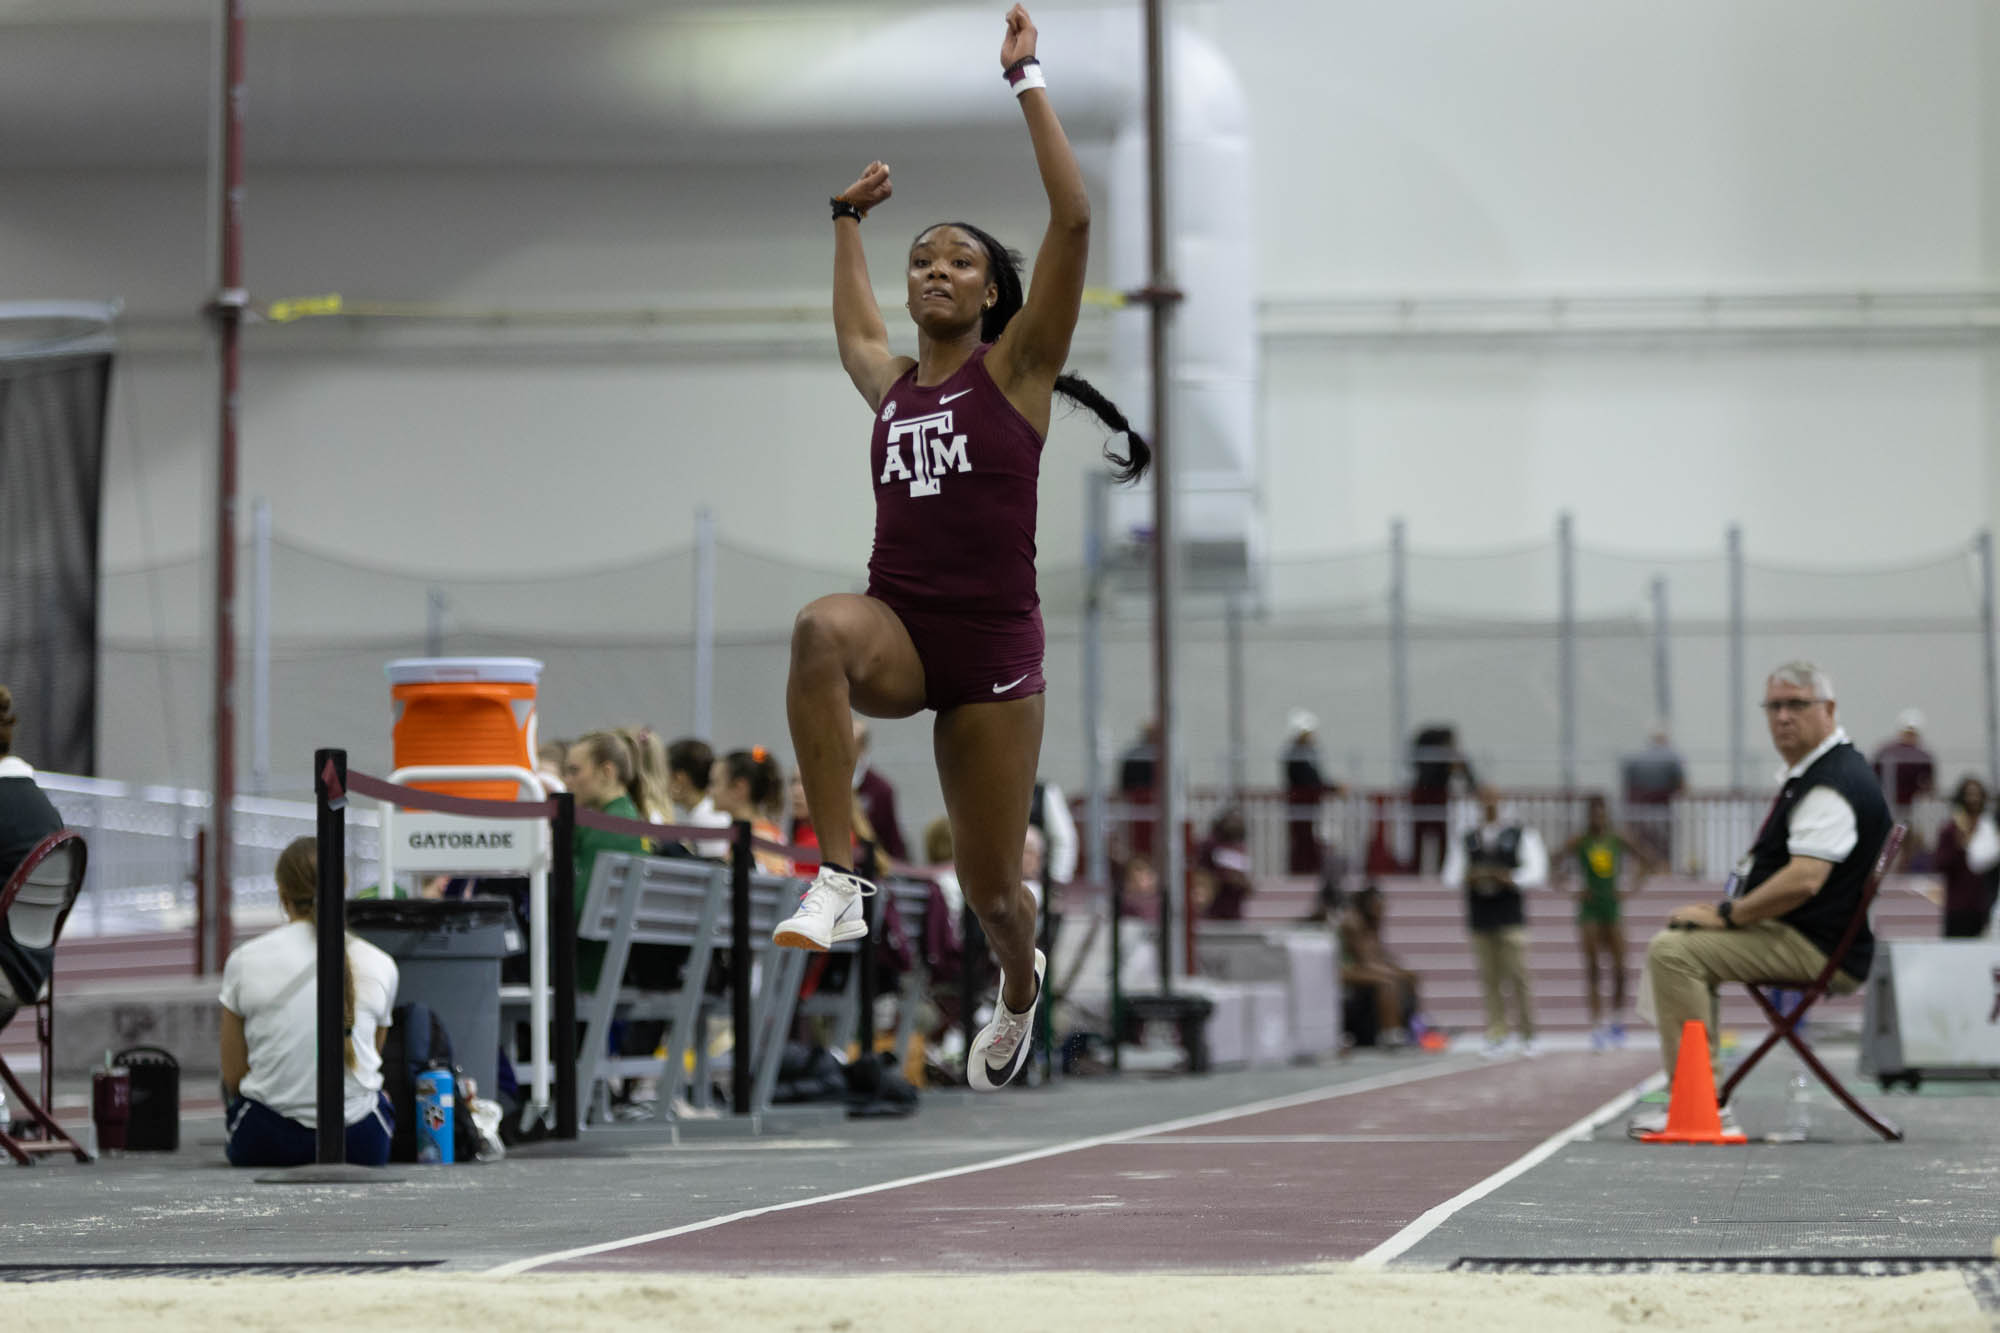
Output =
[{"x1": 220, "y1": 837, "x2": 398, "y2": 1167}]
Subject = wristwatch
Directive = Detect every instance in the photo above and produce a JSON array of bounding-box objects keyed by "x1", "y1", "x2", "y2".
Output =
[{"x1": 1716, "y1": 899, "x2": 1738, "y2": 929}]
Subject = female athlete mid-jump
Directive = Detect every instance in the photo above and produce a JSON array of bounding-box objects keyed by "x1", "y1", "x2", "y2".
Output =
[{"x1": 772, "y1": 4, "x2": 1149, "y2": 1091}]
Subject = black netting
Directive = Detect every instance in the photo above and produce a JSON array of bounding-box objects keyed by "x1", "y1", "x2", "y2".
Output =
[{"x1": 0, "y1": 352, "x2": 110, "y2": 774}]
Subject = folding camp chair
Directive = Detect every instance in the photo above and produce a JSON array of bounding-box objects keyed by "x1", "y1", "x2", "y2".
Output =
[
  {"x1": 1718, "y1": 823, "x2": 1905, "y2": 1143},
  {"x1": 0, "y1": 829, "x2": 92, "y2": 1165}
]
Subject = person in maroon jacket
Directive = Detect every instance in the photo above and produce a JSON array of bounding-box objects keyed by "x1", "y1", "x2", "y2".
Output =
[
  {"x1": 772, "y1": 5, "x2": 1149, "y2": 1094},
  {"x1": 1933, "y1": 776, "x2": 1999, "y2": 938},
  {"x1": 850, "y1": 718, "x2": 909, "y2": 865}
]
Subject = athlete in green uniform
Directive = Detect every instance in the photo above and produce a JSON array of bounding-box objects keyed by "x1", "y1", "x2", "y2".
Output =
[{"x1": 1557, "y1": 794, "x2": 1660, "y2": 1049}]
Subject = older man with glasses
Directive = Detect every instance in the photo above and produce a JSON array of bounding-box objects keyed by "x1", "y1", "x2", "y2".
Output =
[{"x1": 1628, "y1": 661, "x2": 1891, "y2": 1137}]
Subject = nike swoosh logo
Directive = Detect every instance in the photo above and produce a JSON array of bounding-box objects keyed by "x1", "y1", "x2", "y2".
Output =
[
  {"x1": 940, "y1": 389, "x2": 972, "y2": 404},
  {"x1": 992, "y1": 672, "x2": 1032, "y2": 694}
]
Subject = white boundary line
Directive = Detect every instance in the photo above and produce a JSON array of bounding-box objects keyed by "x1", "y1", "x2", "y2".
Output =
[
  {"x1": 488, "y1": 1059, "x2": 1482, "y2": 1275},
  {"x1": 1350, "y1": 1070, "x2": 1667, "y2": 1269}
]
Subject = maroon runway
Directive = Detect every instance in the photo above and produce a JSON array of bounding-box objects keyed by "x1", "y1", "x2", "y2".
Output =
[{"x1": 548, "y1": 1050, "x2": 1655, "y2": 1273}]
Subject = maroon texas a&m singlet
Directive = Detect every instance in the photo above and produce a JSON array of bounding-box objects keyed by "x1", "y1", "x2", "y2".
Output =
[{"x1": 865, "y1": 343, "x2": 1045, "y2": 615}]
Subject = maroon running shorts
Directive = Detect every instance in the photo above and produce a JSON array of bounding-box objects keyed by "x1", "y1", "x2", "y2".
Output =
[{"x1": 886, "y1": 603, "x2": 1046, "y2": 713}]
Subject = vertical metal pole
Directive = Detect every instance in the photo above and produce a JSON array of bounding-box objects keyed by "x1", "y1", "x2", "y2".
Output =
[
  {"x1": 693, "y1": 506, "x2": 717, "y2": 738},
  {"x1": 1978, "y1": 530, "x2": 2000, "y2": 784},
  {"x1": 1225, "y1": 593, "x2": 1246, "y2": 799},
  {"x1": 1389, "y1": 519, "x2": 1409, "y2": 790},
  {"x1": 857, "y1": 841, "x2": 879, "y2": 1059},
  {"x1": 1557, "y1": 511, "x2": 1576, "y2": 792},
  {"x1": 1083, "y1": 471, "x2": 1118, "y2": 1072},
  {"x1": 204, "y1": 0, "x2": 248, "y2": 979},
  {"x1": 729, "y1": 820, "x2": 753, "y2": 1115},
  {"x1": 1727, "y1": 525, "x2": 1746, "y2": 792},
  {"x1": 312, "y1": 749, "x2": 346, "y2": 1166},
  {"x1": 1108, "y1": 849, "x2": 1123, "y2": 1073},
  {"x1": 1650, "y1": 574, "x2": 1671, "y2": 732},
  {"x1": 1143, "y1": 0, "x2": 1185, "y2": 992},
  {"x1": 250, "y1": 498, "x2": 271, "y2": 796},
  {"x1": 424, "y1": 587, "x2": 446, "y2": 658},
  {"x1": 549, "y1": 792, "x2": 579, "y2": 1139},
  {"x1": 1083, "y1": 471, "x2": 1110, "y2": 892}
]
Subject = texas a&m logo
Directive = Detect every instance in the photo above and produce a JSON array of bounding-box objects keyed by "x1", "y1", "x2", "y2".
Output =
[{"x1": 881, "y1": 411, "x2": 971, "y2": 498}]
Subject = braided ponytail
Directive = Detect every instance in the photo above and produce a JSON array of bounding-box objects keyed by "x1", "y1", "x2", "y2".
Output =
[{"x1": 919, "y1": 221, "x2": 1152, "y2": 484}]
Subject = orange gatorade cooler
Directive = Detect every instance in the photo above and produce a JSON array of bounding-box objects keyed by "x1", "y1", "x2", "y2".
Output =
[{"x1": 386, "y1": 657, "x2": 544, "y2": 801}]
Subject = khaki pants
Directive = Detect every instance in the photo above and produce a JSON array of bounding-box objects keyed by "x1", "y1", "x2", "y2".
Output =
[
  {"x1": 1643, "y1": 921, "x2": 1860, "y2": 1091},
  {"x1": 1470, "y1": 926, "x2": 1535, "y2": 1042}
]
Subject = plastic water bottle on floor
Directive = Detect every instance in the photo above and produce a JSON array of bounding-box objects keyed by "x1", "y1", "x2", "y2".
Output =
[{"x1": 1782, "y1": 1068, "x2": 1813, "y2": 1142}]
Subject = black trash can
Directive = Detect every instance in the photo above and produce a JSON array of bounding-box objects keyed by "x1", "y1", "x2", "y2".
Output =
[
  {"x1": 115, "y1": 1046, "x2": 180, "y2": 1152},
  {"x1": 347, "y1": 898, "x2": 521, "y2": 1103}
]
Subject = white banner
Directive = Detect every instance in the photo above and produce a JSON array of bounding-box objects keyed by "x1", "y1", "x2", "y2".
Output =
[{"x1": 390, "y1": 811, "x2": 547, "y2": 873}]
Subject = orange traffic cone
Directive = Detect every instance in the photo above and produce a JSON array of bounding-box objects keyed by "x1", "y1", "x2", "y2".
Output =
[{"x1": 1640, "y1": 1019, "x2": 1747, "y2": 1145}]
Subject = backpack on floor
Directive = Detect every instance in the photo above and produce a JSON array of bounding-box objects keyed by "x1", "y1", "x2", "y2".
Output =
[{"x1": 381, "y1": 1001, "x2": 479, "y2": 1163}]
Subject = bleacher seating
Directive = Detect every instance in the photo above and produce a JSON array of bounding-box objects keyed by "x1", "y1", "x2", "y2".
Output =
[{"x1": 1232, "y1": 872, "x2": 1944, "y2": 1038}]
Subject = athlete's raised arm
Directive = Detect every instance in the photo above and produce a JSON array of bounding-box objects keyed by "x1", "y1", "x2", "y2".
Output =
[
  {"x1": 988, "y1": 5, "x2": 1090, "y2": 393},
  {"x1": 831, "y1": 160, "x2": 915, "y2": 409}
]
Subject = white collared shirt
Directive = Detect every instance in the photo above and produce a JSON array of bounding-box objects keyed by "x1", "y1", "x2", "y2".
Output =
[
  {"x1": 1441, "y1": 821, "x2": 1548, "y2": 890},
  {"x1": 0, "y1": 757, "x2": 34, "y2": 780},
  {"x1": 1776, "y1": 727, "x2": 1859, "y2": 863},
  {"x1": 673, "y1": 794, "x2": 734, "y2": 859}
]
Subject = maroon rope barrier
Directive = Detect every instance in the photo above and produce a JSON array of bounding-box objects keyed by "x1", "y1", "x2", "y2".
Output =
[{"x1": 341, "y1": 768, "x2": 556, "y2": 819}]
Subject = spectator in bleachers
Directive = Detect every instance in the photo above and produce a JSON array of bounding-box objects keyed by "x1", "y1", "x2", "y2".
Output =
[
  {"x1": 1281, "y1": 709, "x2": 1331, "y2": 876},
  {"x1": 1028, "y1": 777, "x2": 1077, "y2": 891},
  {"x1": 220, "y1": 836, "x2": 397, "y2": 1168},
  {"x1": 1114, "y1": 853, "x2": 1161, "y2": 924},
  {"x1": 535, "y1": 739, "x2": 569, "y2": 793},
  {"x1": 622, "y1": 727, "x2": 674, "y2": 822},
  {"x1": 1409, "y1": 724, "x2": 1474, "y2": 876},
  {"x1": 1932, "y1": 776, "x2": 1999, "y2": 938},
  {"x1": 562, "y1": 731, "x2": 651, "y2": 993},
  {"x1": 665, "y1": 737, "x2": 732, "y2": 859},
  {"x1": 925, "y1": 816, "x2": 963, "y2": 919},
  {"x1": 851, "y1": 719, "x2": 909, "y2": 865},
  {"x1": 1117, "y1": 720, "x2": 1159, "y2": 860},
  {"x1": 1619, "y1": 727, "x2": 1685, "y2": 867},
  {"x1": 788, "y1": 767, "x2": 878, "y2": 876},
  {"x1": 1193, "y1": 807, "x2": 1253, "y2": 921},
  {"x1": 713, "y1": 748, "x2": 792, "y2": 875},
  {"x1": 1872, "y1": 709, "x2": 1935, "y2": 861},
  {"x1": 1555, "y1": 794, "x2": 1660, "y2": 1050},
  {"x1": 1442, "y1": 786, "x2": 1545, "y2": 1058},
  {"x1": 1338, "y1": 885, "x2": 1424, "y2": 1048},
  {"x1": 0, "y1": 686, "x2": 65, "y2": 1030},
  {"x1": 1021, "y1": 824, "x2": 1047, "y2": 906}
]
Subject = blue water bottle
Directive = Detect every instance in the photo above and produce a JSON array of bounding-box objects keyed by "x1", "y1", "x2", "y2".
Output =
[{"x1": 414, "y1": 1068, "x2": 455, "y2": 1164}]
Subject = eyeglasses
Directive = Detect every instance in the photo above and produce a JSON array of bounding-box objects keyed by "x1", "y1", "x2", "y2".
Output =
[{"x1": 1761, "y1": 698, "x2": 1825, "y2": 715}]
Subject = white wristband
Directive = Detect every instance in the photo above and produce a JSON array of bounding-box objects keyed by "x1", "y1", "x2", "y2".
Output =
[{"x1": 1005, "y1": 59, "x2": 1046, "y2": 97}]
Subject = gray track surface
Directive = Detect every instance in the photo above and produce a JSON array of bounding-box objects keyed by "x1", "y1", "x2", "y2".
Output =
[
  {"x1": 1396, "y1": 1043, "x2": 2000, "y2": 1266},
  {"x1": 3, "y1": 1054, "x2": 1483, "y2": 1272}
]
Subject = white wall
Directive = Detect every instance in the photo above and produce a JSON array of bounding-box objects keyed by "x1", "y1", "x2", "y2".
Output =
[{"x1": 4, "y1": 0, "x2": 1997, "y2": 809}]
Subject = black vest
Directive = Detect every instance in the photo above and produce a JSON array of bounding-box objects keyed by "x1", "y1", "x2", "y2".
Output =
[
  {"x1": 1745, "y1": 740, "x2": 1890, "y2": 981},
  {"x1": 1463, "y1": 825, "x2": 1526, "y2": 931},
  {"x1": 0, "y1": 776, "x2": 67, "y2": 1004}
]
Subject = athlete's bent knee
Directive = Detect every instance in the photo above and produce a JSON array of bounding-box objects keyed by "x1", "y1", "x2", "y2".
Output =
[{"x1": 791, "y1": 600, "x2": 852, "y2": 668}]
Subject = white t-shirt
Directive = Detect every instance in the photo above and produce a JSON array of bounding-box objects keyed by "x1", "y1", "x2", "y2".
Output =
[
  {"x1": 220, "y1": 921, "x2": 398, "y2": 1127},
  {"x1": 674, "y1": 794, "x2": 734, "y2": 860}
]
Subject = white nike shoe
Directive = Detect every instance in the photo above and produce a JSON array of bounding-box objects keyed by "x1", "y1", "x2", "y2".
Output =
[
  {"x1": 967, "y1": 949, "x2": 1045, "y2": 1092},
  {"x1": 771, "y1": 867, "x2": 874, "y2": 951}
]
